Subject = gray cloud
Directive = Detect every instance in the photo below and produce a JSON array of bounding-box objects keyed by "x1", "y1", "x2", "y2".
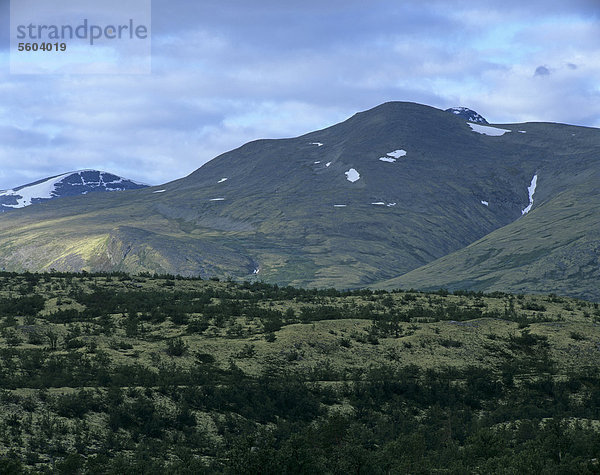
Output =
[
  {"x1": 0, "y1": 125, "x2": 53, "y2": 147},
  {"x1": 535, "y1": 65, "x2": 551, "y2": 76}
]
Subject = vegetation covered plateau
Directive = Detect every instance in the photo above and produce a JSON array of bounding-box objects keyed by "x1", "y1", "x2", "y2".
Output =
[{"x1": 0, "y1": 272, "x2": 599, "y2": 473}]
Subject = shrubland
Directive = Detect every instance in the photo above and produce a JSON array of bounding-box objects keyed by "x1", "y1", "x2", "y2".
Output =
[{"x1": 0, "y1": 271, "x2": 598, "y2": 473}]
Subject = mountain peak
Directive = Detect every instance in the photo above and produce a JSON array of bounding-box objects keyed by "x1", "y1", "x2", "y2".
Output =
[
  {"x1": 0, "y1": 170, "x2": 148, "y2": 212},
  {"x1": 445, "y1": 107, "x2": 488, "y2": 124}
]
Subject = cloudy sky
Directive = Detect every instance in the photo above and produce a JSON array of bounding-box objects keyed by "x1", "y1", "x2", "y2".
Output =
[{"x1": 0, "y1": 0, "x2": 598, "y2": 189}]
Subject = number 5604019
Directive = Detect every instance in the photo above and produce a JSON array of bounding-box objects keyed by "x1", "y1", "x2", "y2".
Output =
[{"x1": 18, "y1": 42, "x2": 67, "y2": 52}]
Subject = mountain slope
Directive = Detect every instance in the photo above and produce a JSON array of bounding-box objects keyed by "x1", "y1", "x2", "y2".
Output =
[
  {"x1": 376, "y1": 170, "x2": 600, "y2": 301},
  {"x1": 0, "y1": 170, "x2": 147, "y2": 212},
  {"x1": 0, "y1": 102, "x2": 597, "y2": 298}
]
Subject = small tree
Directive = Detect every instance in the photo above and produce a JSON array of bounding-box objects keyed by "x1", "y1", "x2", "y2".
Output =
[
  {"x1": 46, "y1": 330, "x2": 60, "y2": 351},
  {"x1": 125, "y1": 312, "x2": 139, "y2": 337},
  {"x1": 166, "y1": 338, "x2": 187, "y2": 357},
  {"x1": 5, "y1": 329, "x2": 22, "y2": 346},
  {"x1": 265, "y1": 332, "x2": 276, "y2": 342}
]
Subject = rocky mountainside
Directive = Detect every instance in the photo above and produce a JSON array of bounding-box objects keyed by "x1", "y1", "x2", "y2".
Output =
[
  {"x1": 445, "y1": 106, "x2": 488, "y2": 124},
  {"x1": 0, "y1": 102, "x2": 597, "y2": 299}
]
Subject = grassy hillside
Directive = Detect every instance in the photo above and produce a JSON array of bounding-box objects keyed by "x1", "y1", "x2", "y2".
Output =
[
  {"x1": 0, "y1": 272, "x2": 599, "y2": 472},
  {"x1": 378, "y1": 171, "x2": 600, "y2": 301}
]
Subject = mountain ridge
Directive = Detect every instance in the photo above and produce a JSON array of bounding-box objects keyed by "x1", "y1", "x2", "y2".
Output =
[{"x1": 0, "y1": 101, "x2": 597, "y2": 299}]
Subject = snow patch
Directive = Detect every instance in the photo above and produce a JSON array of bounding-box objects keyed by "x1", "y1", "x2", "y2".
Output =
[
  {"x1": 314, "y1": 161, "x2": 321, "y2": 164},
  {"x1": 310, "y1": 142, "x2": 323, "y2": 146},
  {"x1": 209, "y1": 198, "x2": 225, "y2": 201},
  {"x1": 371, "y1": 202, "x2": 386, "y2": 206},
  {"x1": 345, "y1": 168, "x2": 360, "y2": 183},
  {"x1": 0, "y1": 172, "x2": 73, "y2": 208},
  {"x1": 481, "y1": 200, "x2": 489, "y2": 206},
  {"x1": 387, "y1": 149, "x2": 407, "y2": 158},
  {"x1": 253, "y1": 268, "x2": 260, "y2": 275},
  {"x1": 333, "y1": 204, "x2": 347, "y2": 207},
  {"x1": 217, "y1": 178, "x2": 228, "y2": 183},
  {"x1": 387, "y1": 202, "x2": 396, "y2": 207},
  {"x1": 521, "y1": 174, "x2": 538, "y2": 215},
  {"x1": 379, "y1": 149, "x2": 406, "y2": 162},
  {"x1": 468, "y1": 123, "x2": 511, "y2": 136},
  {"x1": 325, "y1": 162, "x2": 332, "y2": 167},
  {"x1": 518, "y1": 131, "x2": 527, "y2": 134},
  {"x1": 153, "y1": 189, "x2": 166, "y2": 193}
]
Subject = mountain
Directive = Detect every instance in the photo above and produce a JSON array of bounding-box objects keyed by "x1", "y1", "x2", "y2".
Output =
[
  {"x1": 0, "y1": 170, "x2": 147, "y2": 212},
  {"x1": 0, "y1": 102, "x2": 597, "y2": 300}
]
